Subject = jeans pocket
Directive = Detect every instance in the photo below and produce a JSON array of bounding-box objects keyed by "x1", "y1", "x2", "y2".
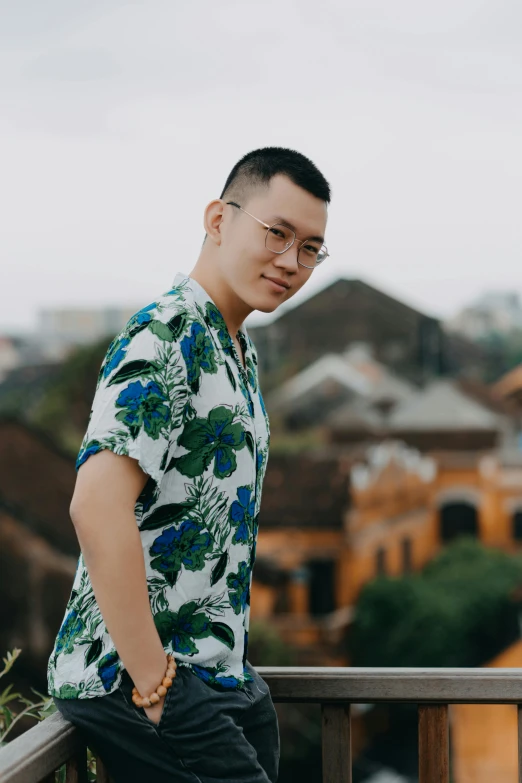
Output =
[
  {"x1": 244, "y1": 661, "x2": 270, "y2": 701},
  {"x1": 118, "y1": 668, "x2": 181, "y2": 732}
]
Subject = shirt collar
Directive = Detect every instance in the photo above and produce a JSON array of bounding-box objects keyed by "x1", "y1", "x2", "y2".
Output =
[{"x1": 171, "y1": 272, "x2": 254, "y2": 379}]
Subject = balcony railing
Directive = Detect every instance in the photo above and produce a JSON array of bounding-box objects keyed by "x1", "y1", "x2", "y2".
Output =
[{"x1": 3, "y1": 666, "x2": 522, "y2": 783}]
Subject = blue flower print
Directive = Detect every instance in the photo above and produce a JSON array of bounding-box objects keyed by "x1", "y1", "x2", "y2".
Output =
[
  {"x1": 227, "y1": 561, "x2": 251, "y2": 615},
  {"x1": 97, "y1": 650, "x2": 120, "y2": 692},
  {"x1": 215, "y1": 675, "x2": 240, "y2": 688},
  {"x1": 180, "y1": 322, "x2": 218, "y2": 393},
  {"x1": 149, "y1": 520, "x2": 211, "y2": 581},
  {"x1": 115, "y1": 380, "x2": 170, "y2": 440},
  {"x1": 259, "y1": 389, "x2": 267, "y2": 418},
  {"x1": 103, "y1": 336, "x2": 131, "y2": 379},
  {"x1": 76, "y1": 440, "x2": 103, "y2": 470},
  {"x1": 229, "y1": 486, "x2": 255, "y2": 544},
  {"x1": 55, "y1": 609, "x2": 85, "y2": 655},
  {"x1": 190, "y1": 664, "x2": 213, "y2": 682},
  {"x1": 128, "y1": 302, "x2": 156, "y2": 330}
]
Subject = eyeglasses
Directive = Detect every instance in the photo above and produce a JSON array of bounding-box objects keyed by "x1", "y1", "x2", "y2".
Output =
[{"x1": 226, "y1": 201, "x2": 328, "y2": 269}]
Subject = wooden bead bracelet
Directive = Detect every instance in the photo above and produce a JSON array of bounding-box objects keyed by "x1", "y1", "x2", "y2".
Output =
[{"x1": 131, "y1": 654, "x2": 177, "y2": 708}]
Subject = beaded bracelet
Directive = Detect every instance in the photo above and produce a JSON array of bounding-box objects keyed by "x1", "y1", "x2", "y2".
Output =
[{"x1": 131, "y1": 654, "x2": 177, "y2": 708}]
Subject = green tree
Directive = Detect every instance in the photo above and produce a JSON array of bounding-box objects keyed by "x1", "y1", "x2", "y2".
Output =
[{"x1": 349, "y1": 537, "x2": 522, "y2": 668}]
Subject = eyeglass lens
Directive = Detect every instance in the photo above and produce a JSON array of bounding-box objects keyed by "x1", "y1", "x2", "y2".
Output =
[{"x1": 265, "y1": 224, "x2": 327, "y2": 266}]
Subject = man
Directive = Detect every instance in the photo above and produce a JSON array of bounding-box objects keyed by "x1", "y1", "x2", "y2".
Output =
[{"x1": 49, "y1": 147, "x2": 331, "y2": 783}]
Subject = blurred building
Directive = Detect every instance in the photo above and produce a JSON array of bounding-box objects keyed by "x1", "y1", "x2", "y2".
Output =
[
  {"x1": 248, "y1": 277, "x2": 499, "y2": 390},
  {"x1": 447, "y1": 291, "x2": 522, "y2": 340},
  {"x1": 36, "y1": 304, "x2": 141, "y2": 360},
  {"x1": 451, "y1": 638, "x2": 522, "y2": 783},
  {"x1": 0, "y1": 336, "x2": 21, "y2": 381},
  {"x1": 252, "y1": 338, "x2": 522, "y2": 666},
  {"x1": 251, "y1": 441, "x2": 438, "y2": 664}
]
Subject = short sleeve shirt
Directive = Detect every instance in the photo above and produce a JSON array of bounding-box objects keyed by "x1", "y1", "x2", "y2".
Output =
[{"x1": 47, "y1": 272, "x2": 270, "y2": 699}]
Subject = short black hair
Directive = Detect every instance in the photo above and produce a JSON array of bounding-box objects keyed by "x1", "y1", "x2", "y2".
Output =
[{"x1": 219, "y1": 146, "x2": 331, "y2": 205}]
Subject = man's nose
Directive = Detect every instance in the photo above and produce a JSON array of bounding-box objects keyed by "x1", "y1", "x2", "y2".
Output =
[{"x1": 276, "y1": 243, "x2": 300, "y2": 270}]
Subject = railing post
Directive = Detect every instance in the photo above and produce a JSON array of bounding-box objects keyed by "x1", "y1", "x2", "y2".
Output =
[
  {"x1": 65, "y1": 746, "x2": 88, "y2": 783},
  {"x1": 418, "y1": 704, "x2": 449, "y2": 783},
  {"x1": 94, "y1": 754, "x2": 113, "y2": 783},
  {"x1": 321, "y1": 703, "x2": 352, "y2": 783}
]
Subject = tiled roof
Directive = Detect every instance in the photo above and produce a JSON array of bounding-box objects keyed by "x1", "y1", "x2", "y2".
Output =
[
  {"x1": 259, "y1": 449, "x2": 352, "y2": 528},
  {"x1": 387, "y1": 380, "x2": 502, "y2": 432}
]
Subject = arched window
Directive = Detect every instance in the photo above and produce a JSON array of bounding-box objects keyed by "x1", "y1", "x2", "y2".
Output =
[
  {"x1": 440, "y1": 502, "x2": 478, "y2": 543},
  {"x1": 376, "y1": 547, "x2": 387, "y2": 576},
  {"x1": 402, "y1": 537, "x2": 413, "y2": 573},
  {"x1": 308, "y1": 559, "x2": 336, "y2": 616},
  {"x1": 513, "y1": 511, "x2": 522, "y2": 541}
]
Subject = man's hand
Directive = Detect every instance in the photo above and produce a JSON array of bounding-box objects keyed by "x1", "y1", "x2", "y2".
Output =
[{"x1": 143, "y1": 694, "x2": 167, "y2": 725}]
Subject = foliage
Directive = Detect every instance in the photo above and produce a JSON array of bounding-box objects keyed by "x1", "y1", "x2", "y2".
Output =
[
  {"x1": 0, "y1": 648, "x2": 51, "y2": 747},
  {"x1": 349, "y1": 537, "x2": 522, "y2": 667},
  {"x1": 0, "y1": 648, "x2": 99, "y2": 781},
  {"x1": 247, "y1": 619, "x2": 297, "y2": 666}
]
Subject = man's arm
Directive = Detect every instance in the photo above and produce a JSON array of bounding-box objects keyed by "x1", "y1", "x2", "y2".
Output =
[{"x1": 70, "y1": 448, "x2": 169, "y2": 722}]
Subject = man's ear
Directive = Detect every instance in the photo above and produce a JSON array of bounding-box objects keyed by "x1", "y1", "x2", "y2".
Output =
[{"x1": 203, "y1": 199, "x2": 225, "y2": 246}]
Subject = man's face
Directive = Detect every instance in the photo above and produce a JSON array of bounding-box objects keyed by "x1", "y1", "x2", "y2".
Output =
[{"x1": 219, "y1": 174, "x2": 328, "y2": 314}]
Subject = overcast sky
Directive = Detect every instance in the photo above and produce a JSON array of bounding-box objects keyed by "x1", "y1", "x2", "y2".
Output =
[{"x1": 1, "y1": 0, "x2": 521, "y2": 333}]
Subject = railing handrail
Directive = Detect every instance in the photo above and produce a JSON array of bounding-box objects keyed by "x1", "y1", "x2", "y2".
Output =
[
  {"x1": 3, "y1": 666, "x2": 522, "y2": 782},
  {"x1": 259, "y1": 665, "x2": 522, "y2": 703},
  {"x1": 0, "y1": 712, "x2": 81, "y2": 783}
]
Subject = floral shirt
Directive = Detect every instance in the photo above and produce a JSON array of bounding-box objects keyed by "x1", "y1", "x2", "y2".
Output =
[{"x1": 47, "y1": 272, "x2": 270, "y2": 699}]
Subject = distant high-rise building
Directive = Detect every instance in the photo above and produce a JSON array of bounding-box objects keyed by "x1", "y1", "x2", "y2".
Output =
[{"x1": 36, "y1": 305, "x2": 142, "y2": 360}]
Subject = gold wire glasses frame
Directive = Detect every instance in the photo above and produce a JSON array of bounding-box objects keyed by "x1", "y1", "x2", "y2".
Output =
[{"x1": 226, "y1": 201, "x2": 328, "y2": 269}]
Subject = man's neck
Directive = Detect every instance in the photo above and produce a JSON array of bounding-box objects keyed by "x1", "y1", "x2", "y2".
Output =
[{"x1": 188, "y1": 265, "x2": 253, "y2": 340}]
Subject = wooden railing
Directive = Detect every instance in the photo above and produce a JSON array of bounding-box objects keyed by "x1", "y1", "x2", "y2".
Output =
[{"x1": 3, "y1": 666, "x2": 522, "y2": 782}]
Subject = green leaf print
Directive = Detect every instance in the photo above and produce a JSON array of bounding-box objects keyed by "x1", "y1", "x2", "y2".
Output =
[
  {"x1": 210, "y1": 551, "x2": 229, "y2": 586},
  {"x1": 153, "y1": 600, "x2": 234, "y2": 657},
  {"x1": 127, "y1": 320, "x2": 151, "y2": 340},
  {"x1": 148, "y1": 320, "x2": 177, "y2": 342},
  {"x1": 107, "y1": 359, "x2": 160, "y2": 387},
  {"x1": 85, "y1": 638, "x2": 104, "y2": 668},
  {"x1": 139, "y1": 500, "x2": 198, "y2": 532},
  {"x1": 225, "y1": 361, "x2": 237, "y2": 391},
  {"x1": 166, "y1": 312, "x2": 188, "y2": 340},
  {"x1": 245, "y1": 431, "x2": 255, "y2": 458},
  {"x1": 153, "y1": 610, "x2": 177, "y2": 645},
  {"x1": 167, "y1": 405, "x2": 247, "y2": 480},
  {"x1": 54, "y1": 683, "x2": 82, "y2": 699},
  {"x1": 209, "y1": 622, "x2": 235, "y2": 650}
]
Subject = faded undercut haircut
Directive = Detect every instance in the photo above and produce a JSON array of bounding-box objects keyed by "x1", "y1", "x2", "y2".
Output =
[{"x1": 219, "y1": 146, "x2": 331, "y2": 206}]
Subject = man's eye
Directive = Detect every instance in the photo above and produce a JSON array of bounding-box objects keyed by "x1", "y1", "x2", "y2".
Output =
[
  {"x1": 303, "y1": 244, "x2": 319, "y2": 255},
  {"x1": 269, "y1": 228, "x2": 286, "y2": 239}
]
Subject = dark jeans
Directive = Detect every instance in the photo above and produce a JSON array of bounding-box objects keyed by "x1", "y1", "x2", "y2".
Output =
[{"x1": 54, "y1": 660, "x2": 280, "y2": 783}]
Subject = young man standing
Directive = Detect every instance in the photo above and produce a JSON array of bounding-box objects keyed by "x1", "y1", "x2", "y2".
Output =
[{"x1": 48, "y1": 147, "x2": 331, "y2": 783}]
